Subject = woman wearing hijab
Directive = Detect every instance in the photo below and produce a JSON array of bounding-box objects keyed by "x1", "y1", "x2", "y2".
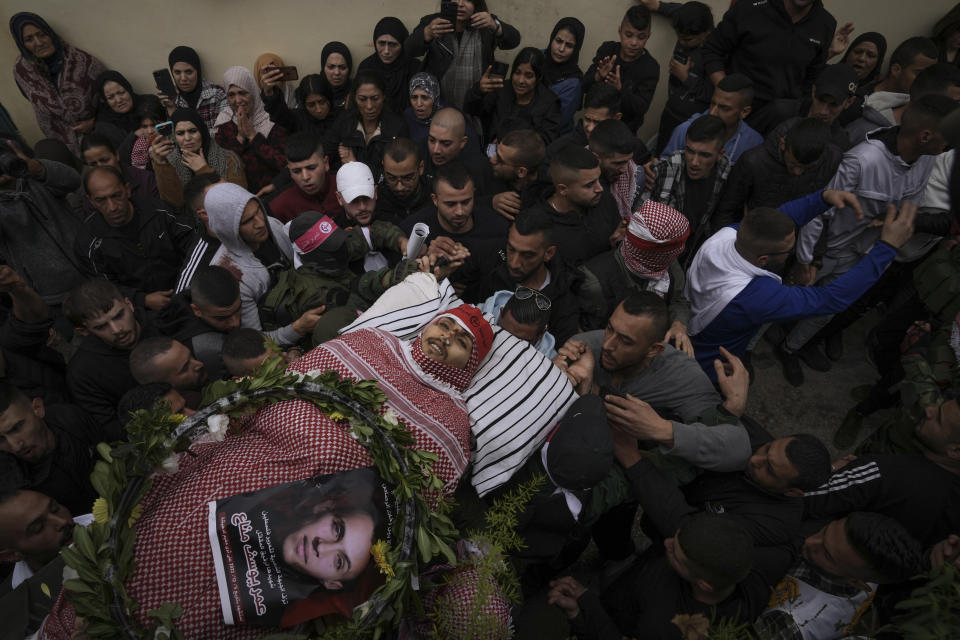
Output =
[
  {"x1": 214, "y1": 66, "x2": 289, "y2": 191},
  {"x1": 148, "y1": 108, "x2": 245, "y2": 208},
  {"x1": 93, "y1": 70, "x2": 163, "y2": 146},
  {"x1": 934, "y1": 4, "x2": 960, "y2": 67},
  {"x1": 464, "y1": 47, "x2": 561, "y2": 146},
  {"x1": 159, "y1": 46, "x2": 228, "y2": 133},
  {"x1": 254, "y1": 52, "x2": 298, "y2": 109},
  {"x1": 542, "y1": 17, "x2": 585, "y2": 136},
  {"x1": 358, "y1": 17, "x2": 421, "y2": 116},
  {"x1": 324, "y1": 70, "x2": 409, "y2": 179},
  {"x1": 840, "y1": 32, "x2": 888, "y2": 89},
  {"x1": 404, "y1": 72, "x2": 443, "y2": 142},
  {"x1": 9, "y1": 12, "x2": 106, "y2": 155},
  {"x1": 320, "y1": 42, "x2": 353, "y2": 111},
  {"x1": 406, "y1": 0, "x2": 520, "y2": 110},
  {"x1": 263, "y1": 72, "x2": 337, "y2": 138}
]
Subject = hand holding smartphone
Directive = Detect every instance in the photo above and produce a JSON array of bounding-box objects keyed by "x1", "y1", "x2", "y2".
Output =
[
  {"x1": 440, "y1": 1, "x2": 458, "y2": 23},
  {"x1": 490, "y1": 61, "x2": 509, "y2": 79},
  {"x1": 153, "y1": 69, "x2": 177, "y2": 97}
]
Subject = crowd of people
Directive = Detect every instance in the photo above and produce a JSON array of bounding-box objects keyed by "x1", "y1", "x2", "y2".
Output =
[{"x1": 1, "y1": 0, "x2": 960, "y2": 638}]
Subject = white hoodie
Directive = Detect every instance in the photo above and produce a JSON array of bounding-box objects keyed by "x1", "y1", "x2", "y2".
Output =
[{"x1": 203, "y1": 183, "x2": 300, "y2": 345}]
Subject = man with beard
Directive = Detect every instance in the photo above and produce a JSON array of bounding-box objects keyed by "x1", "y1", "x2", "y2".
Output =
[
  {"x1": 375, "y1": 138, "x2": 431, "y2": 224},
  {"x1": 684, "y1": 190, "x2": 914, "y2": 381}
]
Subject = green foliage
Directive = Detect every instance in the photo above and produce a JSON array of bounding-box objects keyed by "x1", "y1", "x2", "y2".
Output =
[
  {"x1": 892, "y1": 563, "x2": 960, "y2": 639},
  {"x1": 63, "y1": 365, "x2": 463, "y2": 640}
]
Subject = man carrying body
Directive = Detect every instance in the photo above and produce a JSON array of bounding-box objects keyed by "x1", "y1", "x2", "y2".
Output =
[
  {"x1": 174, "y1": 172, "x2": 222, "y2": 293},
  {"x1": 589, "y1": 119, "x2": 639, "y2": 221},
  {"x1": 401, "y1": 161, "x2": 509, "y2": 255},
  {"x1": 128, "y1": 337, "x2": 208, "y2": 409},
  {"x1": 335, "y1": 161, "x2": 410, "y2": 273}
]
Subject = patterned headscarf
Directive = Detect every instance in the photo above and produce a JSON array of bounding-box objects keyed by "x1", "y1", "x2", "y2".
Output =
[
  {"x1": 410, "y1": 306, "x2": 493, "y2": 392},
  {"x1": 409, "y1": 72, "x2": 440, "y2": 102},
  {"x1": 622, "y1": 200, "x2": 690, "y2": 278}
]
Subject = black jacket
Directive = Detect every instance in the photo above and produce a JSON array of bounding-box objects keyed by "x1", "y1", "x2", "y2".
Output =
[
  {"x1": 404, "y1": 14, "x2": 521, "y2": 86},
  {"x1": 702, "y1": 0, "x2": 836, "y2": 106},
  {"x1": 65, "y1": 307, "x2": 160, "y2": 437},
  {"x1": 262, "y1": 88, "x2": 336, "y2": 139},
  {"x1": 713, "y1": 119, "x2": 842, "y2": 229},
  {"x1": 0, "y1": 404, "x2": 100, "y2": 516},
  {"x1": 374, "y1": 178, "x2": 432, "y2": 226},
  {"x1": 463, "y1": 82, "x2": 562, "y2": 146},
  {"x1": 460, "y1": 242, "x2": 584, "y2": 344},
  {"x1": 525, "y1": 189, "x2": 621, "y2": 267},
  {"x1": 323, "y1": 109, "x2": 409, "y2": 180},
  {"x1": 583, "y1": 42, "x2": 660, "y2": 132},
  {"x1": 0, "y1": 313, "x2": 68, "y2": 404},
  {"x1": 78, "y1": 194, "x2": 198, "y2": 308}
]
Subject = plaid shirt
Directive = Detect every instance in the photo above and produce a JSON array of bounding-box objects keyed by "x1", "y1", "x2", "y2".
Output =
[
  {"x1": 174, "y1": 80, "x2": 228, "y2": 133},
  {"x1": 754, "y1": 561, "x2": 874, "y2": 640},
  {"x1": 633, "y1": 149, "x2": 731, "y2": 234}
]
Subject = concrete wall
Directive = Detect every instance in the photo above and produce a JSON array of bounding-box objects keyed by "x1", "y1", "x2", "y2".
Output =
[{"x1": 2, "y1": 0, "x2": 956, "y2": 146}]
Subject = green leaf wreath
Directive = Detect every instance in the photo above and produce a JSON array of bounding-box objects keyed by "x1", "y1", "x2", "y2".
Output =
[{"x1": 60, "y1": 358, "x2": 461, "y2": 640}]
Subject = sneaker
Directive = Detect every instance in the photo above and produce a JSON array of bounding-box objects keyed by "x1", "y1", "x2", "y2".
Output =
[
  {"x1": 799, "y1": 343, "x2": 832, "y2": 372},
  {"x1": 825, "y1": 332, "x2": 844, "y2": 361},
  {"x1": 778, "y1": 347, "x2": 804, "y2": 387},
  {"x1": 834, "y1": 409, "x2": 864, "y2": 448}
]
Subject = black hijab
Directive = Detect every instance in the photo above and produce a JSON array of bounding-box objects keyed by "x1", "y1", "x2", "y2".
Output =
[
  {"x1": 321, "y1": 41, "x2": 353, "y2": 109},
  {"x1": 542, "y1": 17, "x2": 585, "y2": 86},
  {"x1": 170, "y1": 107, "x2": 211, "y2": 156},
  {"x1": 362, "y1": 17, "x2": 415, "y2": 114},
  {"x1": 95, "y1": 70, "x2": 161, "y2": 133},
  {"x1": 168, "y1": 45, "x2": 204, "y2": 109},
  {"x1": 843, "y1": 32, "x2": 887, "y2": 87},
  {"x1": 9, "y1": 12, "x2": 65, "y2": 77}
]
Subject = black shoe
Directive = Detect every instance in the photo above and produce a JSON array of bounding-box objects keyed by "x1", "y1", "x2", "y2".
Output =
[
  {"x1": 778, "y1": 347, "x2": 804, "y2": 387},
  {"x1": 825, "y1": 332, "x2": 844, "y2": 361},
  {"x1": 799, "y1": 344, "x2": 832, "y2": 372},
  {"x1": 834, "y1": 409, "x2": 864, "y2": 448}
]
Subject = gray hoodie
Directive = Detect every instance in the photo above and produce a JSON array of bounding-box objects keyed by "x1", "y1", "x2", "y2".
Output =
[
  {"x1": 844, "y1": 91, "x2": 909, "y2": 146},
  {"x1": 203, "y1": 182, "x2": 300, "y2": 345},
  {"x1": 0, "y1": 160, "x2": 87, "y2": 304}
]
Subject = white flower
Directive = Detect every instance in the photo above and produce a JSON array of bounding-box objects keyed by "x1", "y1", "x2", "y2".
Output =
[
  {"x1": 206, "y1": 414, "x2": 230, "y2": 441},
  {"x1": 160, "y1": 453, "x2": 180, "y2": 474},
  {"x1": 153, "y1": 625, "x2": 171, "y2": 640},
  {"x1": 305, "y1": 369, "x2": 325, "y2": 378},
  {"x1": 291, "y1": 372, "x2": 306, "y2": 382},
  {"x1": 62, "y1": 565, "x2": 79, "y2": 581},
  {"x1": 382, "y1": 409, "x2": 399, "y2": 426}
]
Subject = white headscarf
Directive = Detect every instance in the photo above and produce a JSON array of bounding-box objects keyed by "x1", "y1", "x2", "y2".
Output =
[{"x1": 214, "y1": 65, "x2": 275, "y2": 138}]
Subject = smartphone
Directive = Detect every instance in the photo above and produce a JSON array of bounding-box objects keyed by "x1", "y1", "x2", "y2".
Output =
[
  {"x1": 673, "y1": 52, "x2": 688, "y2": 64},
  {"x1": 490, "y1": 61, "x2": 509, "y2": 79},
  {"x1": 440, "y1": 1, "x2": 458, "y2": 23},
  {"x1": 154, "y1": 121, "x2": 174, "y2": 137},
  {"x1": 153, "y1": 68, "x2": 177, "y2": 97},
  {"x1": 276, "y1": 65, "x2": 299, "y2": 81}
]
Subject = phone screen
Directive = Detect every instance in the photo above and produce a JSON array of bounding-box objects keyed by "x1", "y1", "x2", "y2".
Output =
[
  {"x1": 490, "y1": 62, "x2": 509, "y2": 78},
  {"x1": 153, "y1": 69, "x2": 176, "y2": 97},
  {"x1": 440, "y1": 1, "x2": 458, "y2": 22}
]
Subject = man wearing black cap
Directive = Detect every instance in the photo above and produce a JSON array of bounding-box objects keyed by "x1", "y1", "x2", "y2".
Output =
[{"x1": 774, "y1": 62, "x2": 860, "y2": 150}]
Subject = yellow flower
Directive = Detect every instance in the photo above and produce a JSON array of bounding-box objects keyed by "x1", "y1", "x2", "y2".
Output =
[
  {"x1": 127, "y1": 503, "x2": 143, "y2": 528},
  {"x1": 370, "y1": 540, "x2": 395, "y2": 581},
  {"x1": 327, "y1": 410, "x2": 346, "y2": 422},
  {"x1": 168, "y1": 413, "x2": 186, "y2": 425},
  {"x1": 92, "y1": 498, "x2": 110, "y2": 524},
  {"x1": 671, "y1": 613, "x2": 710, "y2": 640}
]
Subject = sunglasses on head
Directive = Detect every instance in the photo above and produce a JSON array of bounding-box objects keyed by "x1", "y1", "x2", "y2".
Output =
[{"x1": 515, "y1": 286, "x2": 552, "y2": 311}]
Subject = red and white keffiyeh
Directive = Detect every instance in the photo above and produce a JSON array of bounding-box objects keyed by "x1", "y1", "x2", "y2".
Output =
[
  {"x1": 621, "y1": 200, "x2": 690, "y2": 279},
  {"x1": 43, "y1": 328, "x2": 473, "y2": 639}
]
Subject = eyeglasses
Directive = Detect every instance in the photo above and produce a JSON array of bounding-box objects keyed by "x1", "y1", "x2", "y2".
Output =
[
  {"x1": 515, "y1": 286, "x2": 551, "y2": 311},
  {"x1": 384, "y1": 172, "x2": 419, "y2": 186}
]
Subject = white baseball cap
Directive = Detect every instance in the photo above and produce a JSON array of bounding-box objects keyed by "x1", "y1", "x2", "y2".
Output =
[{"x1": 336, "y1": 161, "x2": 376, "y2": 203}]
